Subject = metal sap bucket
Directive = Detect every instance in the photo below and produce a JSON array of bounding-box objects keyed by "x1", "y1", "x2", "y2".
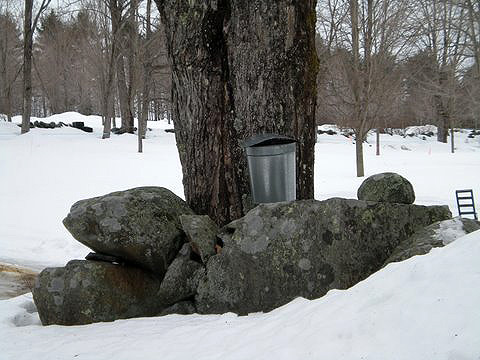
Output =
[{"x1": 243, "y1": 134, "x2": 296, "y2": 204}]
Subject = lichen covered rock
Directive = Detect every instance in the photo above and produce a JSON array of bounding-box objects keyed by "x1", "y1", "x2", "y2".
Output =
[
  {"x1": 196, "y1": 198, "x2": 450, "y2": 315},
  {"x1": 33, "y1": 260, "x2": 163, "y2": 326},
  {"x1": 63, "y1": 187, "x2": 194, "y2": 276},
  {"x1": 357, "y1": 172, "x2": 415, "y2": 204}
]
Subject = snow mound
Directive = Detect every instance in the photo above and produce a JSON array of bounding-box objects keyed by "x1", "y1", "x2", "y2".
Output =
[
  {"x1": 318, "y1": 123, "x2": 341, "y2": 132},
  {"x1": 405, "y1": 124, "x2": 437, "y2": 136},
  {"x1": 0, "y1": 121, "x2": 20, "y2": 136},
  {"x1": 1, "y1": 230, "x2": 479, "y2": 360}
]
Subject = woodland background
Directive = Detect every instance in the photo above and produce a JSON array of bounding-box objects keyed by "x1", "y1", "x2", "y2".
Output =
[{"x1": 1, "y1": 0, "x2": 479, "y2": 133}]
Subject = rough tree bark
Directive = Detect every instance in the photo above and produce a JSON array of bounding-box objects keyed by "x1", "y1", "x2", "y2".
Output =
[{"x1": 155, "y1": 0, "x2": 318, "y2": 225}]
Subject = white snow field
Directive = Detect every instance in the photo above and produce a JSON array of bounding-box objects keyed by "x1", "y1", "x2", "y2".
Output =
[{"x1": 0, "y1": 112, "x2": 480, "y2": 359}]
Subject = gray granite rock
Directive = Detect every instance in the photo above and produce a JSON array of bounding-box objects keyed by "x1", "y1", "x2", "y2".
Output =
[
  {"x1": 33, "y1": 260, "x2": 163, "y2": 326},
  {"x1": 357, "y1": 172, "x2": 415, "y2": 204},
  {"x1": 63, "y1": 187, "x2": 194, "y2": 276},
  {"x1": 196, "y1": 198, "x2": 451, "y2": 315}
]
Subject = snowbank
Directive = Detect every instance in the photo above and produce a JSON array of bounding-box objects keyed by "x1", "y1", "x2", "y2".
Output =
[
  {"x1": 1, "y1": 230, "x2": 479, "y2": 360},
  {"x1": 404, "y1": 124, "x2": 437, "y2": 136},
  {"x1": 318, "y1": 123, "x2": 342, "y2": 133}
]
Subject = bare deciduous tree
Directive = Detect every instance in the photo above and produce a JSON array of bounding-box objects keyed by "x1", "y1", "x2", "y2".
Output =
[
  {"x1": 416, "y1": 0, "x2": 467, "y2": 145},
  {"x1": 21, "y1": 0, "x2": 51, "y2": 134},
  {"x1": 318, "y1": 0, "x2": 413, "y2": 176},
  {"x1": 0, "y1": 9, "x2": 22, "y2": 122}
]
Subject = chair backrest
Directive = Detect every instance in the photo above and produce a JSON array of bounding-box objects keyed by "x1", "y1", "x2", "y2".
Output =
[{"x1": 455, "y1": 189, "x2": 478, "y2": 220}]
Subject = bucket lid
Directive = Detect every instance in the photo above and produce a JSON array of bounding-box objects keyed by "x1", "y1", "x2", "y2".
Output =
[{"x1": 242, "y1": 133, "x2": 296, "y2": 148}]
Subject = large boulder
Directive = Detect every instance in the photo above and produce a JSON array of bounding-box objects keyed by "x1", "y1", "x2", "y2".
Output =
[
  {"x1": 357, "y1": 172, "x2": 415, "y2": 204},
  {"x1": 63, "y1": 187, "x2": 194, "y2": 276},
  {"x1": 385, "y1": 217, "x2": 480, "y2": 264},
  {"x1": 196, "y1": 198, "x2": 450, "y2": 315},
  {"x1": 33, "y1": 260, "x2": 163, "y2": 326}
]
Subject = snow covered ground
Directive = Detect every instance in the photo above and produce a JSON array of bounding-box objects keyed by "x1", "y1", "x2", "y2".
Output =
[
  {"x1": 1, "y1": 225, "x2": 479, "y2": 360},
  {"x1": 0, "y1": 112, "x2": 479, "y2": 359}
]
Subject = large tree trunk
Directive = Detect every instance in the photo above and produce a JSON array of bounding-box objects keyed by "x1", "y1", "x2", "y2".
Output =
[
  {"x1": 21, "y1": 0, "x2": 34, "y2": 134},
  {"x1": 156, "y1": 0, "x2": 318, "y2": 225},
  {"x1": 227, "y1": 1, "x2": 318, "y2": 200}
]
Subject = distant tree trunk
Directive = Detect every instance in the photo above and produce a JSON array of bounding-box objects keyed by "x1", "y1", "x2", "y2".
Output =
[
  {"x1": 4, "y1": 87, "x2": 13, "y2": 122},
  {"x1": 138, "y1": 94, "x2": 146, "y2": 152},
  {"x1": 22, "y1": 0, "x2": 50, "y2": 133},
  {"x1": 102, "y1": 69, "x2": 115, "y2": 139},
  {"x1": 450, "y1": 127, "x2": 454, "y2": 153},
  {"x1": 116, "y1": 56, "x2": 133, "y2": 132},
  {"x1": 376, "y1": 128, "x2": 380, "y2": 156},
  {"x1": 6, "y1": 90, "x2": 12, "y2": 122},
  {"x1": 103, "y1": 0, "x2": 123, "y2": 139},
  {"x1": 111, "y1": 99, "x2": 116, "y2": 128},
  {"x1": 355, "y1": 131, "x2": 365, "y2": 177},
  {"x1": 435, "y1": 67, "x2": 449, "y2": 143},
  {"x1": 21, "y1": 0, "x2": 34, "y2": 134},
  {"x1": 108, "y1": 0, "x2": 134, "y2": 134},
  {"x1": 138, "y1": 0, "x2": 152, "y2": 153},
  {"x1": 42, "y1": 95, "x2": 47, "y2": 117},
  {"x1": 350, "y1": 0, "x2": 366, "y2": 177},
  {"x1": 154, "y1": 99, "x2": 159, "y2": 121},
  {"x1": 156, "y1": 0, "x2": 318, "y2": 225},
  {"x1": 0, "y1": 64, "x2": 13, "y2": 122},
  {"x1": 127, "y1": 0, "x2": 138, "y2": 133},
  {"x1": 434, "y1": 95, "x2": 448, "y2": 143},
  {"x1": 102, "y1": 35, "x2": 117, "y2": 139}
]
